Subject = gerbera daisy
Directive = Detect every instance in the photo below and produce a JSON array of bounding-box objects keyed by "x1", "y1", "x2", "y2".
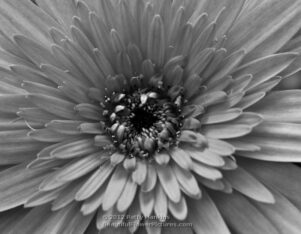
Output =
[{"x1": 0, "y1": 0, "x2": 301, "y2": 233}]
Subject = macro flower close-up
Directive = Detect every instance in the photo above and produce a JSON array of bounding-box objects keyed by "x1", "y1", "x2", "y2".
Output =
[{"x1": 1, "y1": 0, "x2": 301, "y2": 233}]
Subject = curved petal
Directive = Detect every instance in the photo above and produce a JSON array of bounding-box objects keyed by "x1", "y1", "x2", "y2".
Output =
[
  {"x1": 250, "y1": 90, "x2": 301, "y2": 122},
  {"x1": 238, "y1": 122, "x2": 301, "y2": 162},
  {"x1": 187, "y1": 190, "x2": 230, "y2": 234},
  {"x1": 211, "y1": 191, "x2": 279, "y2": 234}
]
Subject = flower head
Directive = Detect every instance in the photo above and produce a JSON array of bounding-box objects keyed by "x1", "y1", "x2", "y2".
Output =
[{"x1": 1, "y1": 0, "x2": 301, "y2": 233}]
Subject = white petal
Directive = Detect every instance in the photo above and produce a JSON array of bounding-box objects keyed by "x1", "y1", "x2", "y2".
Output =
[
  {"x1": 250, "y1": 90, "x2": 301, "y2": 122},
  {"x1": 154, "y1": 184, "x2": 168, "y2": 222},
  {"x1": 212, "y1": 191, "x2": 279, "y2": 234},
  {"x1": 156, "y1": 165, "x2": 181, "y2": 203},
  {"x1": 239, "y1": 122, "x2": 301, "y2": 162},
  {"x1": 187, "y1": 190, "x2": 230, "y2": 234},
  {"x1": 169, "y1": 148, "x2": 192, "y2": 170},
  {"x1": 139, "y1": 190, "x2": 155, "y2": 217},
  {"x1": 223, "y1": 167, "x2": 275, "y2": 203},
  {"x1": 75, "y1": 161, "x2": 113, "y2": 201},
  {"x1": 173, "y1": 164, "x2": 202, "y2": 199},
  {"x1": 168, "y1": 196, "x2": 188, "y2": 221},
  {"x1": 102, "y1": 166, "x2": 129, "y2": 211},
  {"x1": 117, "y1": 178, "x2": 137, "y2": 212}
]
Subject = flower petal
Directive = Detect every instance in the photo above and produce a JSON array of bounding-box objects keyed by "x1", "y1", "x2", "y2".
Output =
[
  {"x1": 226, "y1": 0, "x2": 301, "y2": 57},
  {"x1": 0, "y1": 0, "x2": 60, "y2": 46},
  {"x1": 156, "y1": 164, "x2": 181, "y2": 203},
  {"x1": 239, "y1": 122, "x2": 301, "y2": 162},
  {"x1": 192, "y1": 161, "x2": 223, "y2": 180},
  {"x1": 45, "y1": 120, "x2": 82, "y2": 135},
  {"x1": 211, "y1": 191, "x2": 279, "y2": 234},
  {"x1": 187, "y1": 190, "x2": 230, "y2": 234},
  {"x1": 186, "y1": 148, "x2": 225, "y2": 167},
  {"x1": 223, "y1": 166, "x2": 275, "y2": 203},
  {"x1": 154, "y1": 151, "x2": 170, "y2": 166},
  {"x1": 139, "y1": 190, "x2": 155, "y2": 217},
  {"x1": 27, "y1": 94, "x2": 79, "y2": 120},
  {"x1": 253, "y1": 190, "x2": 301, "y2": 234},
  {"x1": 52, "y1": 179, "x2": 86, "y2": 211},
  {"x1": 80, "y1": 184, "x2": 106, "y2": 215},
  {"x1": 147, "y1": 15, "x2": 165, "y2": 66},
  {"x1": 202, "y1": 123, "x2": 252, "y2": 139},
  {"x1": 0, "y1": 163, "x2": 49, "y2": 211},
  {"x1": 207, "y1": 138, "x2": 235, "y2": 156},
  {"x1": 54, "y1": 153, "x2": 102, "y2": 182},
  {"x1": 239, "y1": 158, "x2": 301, "y2": 211},
  {"x1": 132, "y1": 160, "x2": 147, "y2": 185},
  {"x1": 250, "y1": 90, "x2": 301, "y2": 122},
  {"x1": 102, "y1": 166, "x2": 129, "y2": 211},
  {"x1": 50, "y1": 138, "x2": 96, "y2": 159},
  {"x1": 0, "y1": 94, "x2": 31, "y2": 114},
  {"x1": 168, "y1": 196, "x2": 188, "y2": 221},
  {"x1": 141, "y1": 164, "x2": 157, "y2": 192},
  {"x1": 117, "y1": 178, "x2": 137, "y2": 213},
  {"x1": 75, "y1": 161, "x2": 113, "y2": 201},
  {"x1": 172, "y1": 163, "x2": 202, "y2": 199},
  {"x1": 154, "y1": 184, "x2": 168, "y2": 222},
  {"x1": 233, "y1": 53, "x2": 298, "y2": 90},
  {"x1": 201, "y1": 108, "x2": 242, "y2": 125},
  {"x1": 169, "y1": 148, "x2": 192, "y2": 170}
]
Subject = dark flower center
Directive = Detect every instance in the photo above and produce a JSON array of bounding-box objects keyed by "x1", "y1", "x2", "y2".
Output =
[
  {"x1": 102, "y1": 76, "x2": 183, "y2": 159},
  {"x1": 130, "y1": 107, "x2": 159, "y2": 132}
]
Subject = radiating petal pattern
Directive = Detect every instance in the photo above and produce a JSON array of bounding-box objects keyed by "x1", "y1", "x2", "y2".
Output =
[{"x1": 0, "y1": 0, "x2": 300, "y2": 233}]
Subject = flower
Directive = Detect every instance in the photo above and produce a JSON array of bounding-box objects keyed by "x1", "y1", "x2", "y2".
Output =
[{"x1": 1, "y1": 0, "x2": 301, "y2": 233}]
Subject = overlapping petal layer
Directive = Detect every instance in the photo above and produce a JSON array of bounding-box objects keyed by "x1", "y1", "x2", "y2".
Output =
[{"x1": 0, "y1": 0, "x2": 301, "y2": 233}]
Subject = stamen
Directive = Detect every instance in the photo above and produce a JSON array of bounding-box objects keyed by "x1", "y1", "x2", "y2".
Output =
[{"x1": 102, "y1": 75, "x2": 183, "y2": 159}]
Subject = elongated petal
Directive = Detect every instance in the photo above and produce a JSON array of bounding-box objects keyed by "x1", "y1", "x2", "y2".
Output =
[
  {"x1": 80, "y1": 185, "x2": 106, "y2": 215},
  {"x1": 141, "y1": 164, "x2": 157, "y2": 192},
  {"x1": 54, "y1": 153, "x2": 102, "y2": 182},
  {"x1": 75, "y1": 161, "x2": 113, "y2": 201},
  {"x1": 212, "y1": 191, "x2": 279, "y2": 234},
  {"x1": 253, "y1": 190, "x2": 301, "y2": 234},
  {"x1": 0, "y1": 0, "x2": 60, "y2": 45},
  {"x1": 173, "y1": 164, "x2": 201, "y2": 199},
  {"x1": 234, "y1": 53, "x2": 297, "y2": 89},
  {"x1": 45, "y1": 120, "x2": 82, "y2": 135},
  {"x1": 102, "y1": 166, "x2": 129, "y2": 211},
  {"x1": 52, "y1": 179, "x2": 86, "y2": 211},
  {"x1": 168, "y1": 196, "x2": 188, "y2": 221},
  {"x1": 117, "y1": 178, "x2": 137, "y2": 212},
  {"x1": 239, "y1": 159, "x2": 301, "y2": 210},
  {"x1": 187, "y1": 148, "x2": 225, "y2": 167},
  {"x1": 154, "y1": 184, "x2": 167, "y2": 222},
  {"x1": 147, "y1": 15, "x2": 165, "y2": 66},
  {"x1": 239, "y1": 121, "x2": 301, "y2": 161},
  {"x1": 28, "y1": 94, "x2": 78, "y2": 120},
  {"x1": 50, "y1": 138, "x2": 96, "y2": 159},
  {"x1": 0, "y1": 94, "x2": 31, "y2": 114},
  {"x1": 169, "y1": 148, "x2": 192, "y2": 170},
  {"x1": 132, "y1": 160, "x2": 147, "y2": 185},
  {"x1": 207, "y1": 138, "x2": 235, "y2": 156},
  {"x1": 226, "y1": 0, "x2": 301, "y2": 57},
  {"x1": 14, "y1": 35, "x2": 60, "y2": 67},
  {"x1": 192, "y1": 161, "x2": 223, "y2": 180},
  {"x1": 201, "y1": 108, "x2": 242, "y2": 125},
  {"x1": 250, "y1": 90, "x2": 301, "y2": 122},
  {"x1": 187, "y1": 190, "x2": 230, "y2": 234},
  {"x1": 139, "y1": 190, "x2": 155, "y2": 217},
  {"x1": 0, "y1": 163, "x2": 50, "y2": 211},
  {"x1": 156, "y1": 164, "x2": 181, "y2": 203},
  {"x1": 223, "y1": 167, "x2": 275, "y2": 203}
]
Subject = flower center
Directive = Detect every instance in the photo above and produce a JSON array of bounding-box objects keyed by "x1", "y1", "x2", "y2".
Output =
[
  {"x1": 130, "y1": 107, "x2": 160, "y2": 132},
  {"x1": 102, "y1": 76, "x2": 183, "y2": 159}
]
